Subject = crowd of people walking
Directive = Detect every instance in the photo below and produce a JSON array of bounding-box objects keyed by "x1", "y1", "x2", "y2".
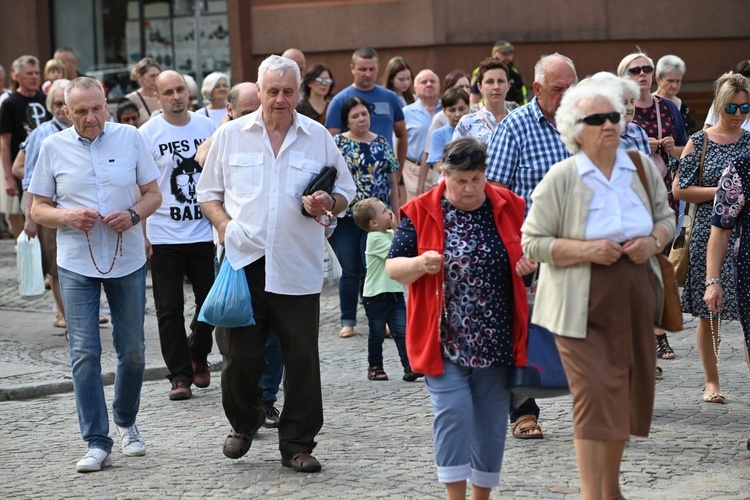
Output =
[{"x1": 2, "y1": 40, "x2": 749, "y2": 500}]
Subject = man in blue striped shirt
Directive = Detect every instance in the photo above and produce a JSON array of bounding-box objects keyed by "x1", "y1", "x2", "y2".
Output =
[
  {"x1": 485, "y1": 53, "x2": 578, "y2": 440},
  {"x1": 487, "y1": 53, "x2": 578, "y2": 216}
]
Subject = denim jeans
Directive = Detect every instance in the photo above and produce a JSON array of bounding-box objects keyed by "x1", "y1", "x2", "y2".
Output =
[
  {"x1": 363, "y1": 292, "x2": 409, "y2": 370},
  {"x1": 150, "y1": 242, "x2": 215, "y2": 383},
  {"x1": 261, "y1": 328, "x2": 283, "y2": 405},
  {"x1": 328, "y1": 216, "x2": 367, "y2": 326},
  {"x1": 425, "y1": 361, "x2": 511, "y2": 488},
  {"x1": 58, "y1": 264, "x2": 147, "y2": 453}
]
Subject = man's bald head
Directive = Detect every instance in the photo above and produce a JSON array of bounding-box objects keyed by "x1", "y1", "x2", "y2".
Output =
[
  {"x1": 227, "y1": 82, "x2": 261, "y2": 118},
  {"x1": 281, "y1": 48, "x2": 306, "y2": 75},
  {"x1": 155, "y1": 70, "x2": 186, "y2": 93}
]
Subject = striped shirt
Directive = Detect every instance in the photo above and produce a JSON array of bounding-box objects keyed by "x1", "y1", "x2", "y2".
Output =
[{"x1": 486, "y1": 97, "x2": 570, "y2": 215}]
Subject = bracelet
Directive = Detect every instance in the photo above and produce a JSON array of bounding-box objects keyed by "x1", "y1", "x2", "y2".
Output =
[
  {"x1": 329, "y1": 193, "x2": 337, "y2": 211},
  {"x1": 705, "y1": 278, "x2": 721, "y2": 287}
]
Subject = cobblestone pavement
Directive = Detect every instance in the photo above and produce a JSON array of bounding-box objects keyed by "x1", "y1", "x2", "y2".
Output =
[{"x1": 1, "y1": 239, "x2": 749, "y2": 498}]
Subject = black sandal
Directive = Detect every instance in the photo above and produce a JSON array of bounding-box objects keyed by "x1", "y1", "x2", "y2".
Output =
[
  {"x1": 656, "y1": 332, "x2": 676, "y2": 359},
  {"x1": 367, "y1": 366, "x2": 388, "y2": 381}
]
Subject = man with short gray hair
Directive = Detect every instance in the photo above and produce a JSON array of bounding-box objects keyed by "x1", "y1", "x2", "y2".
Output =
[
  {"x1": 485, "y1": 53, "x2": 578, "y2": 440},
  {"x1": 29, "y1": 77, "x2": 162, "y2": 472},
  {"x1": 198, "y1": 55, "x2": 355, "y2": 472}
]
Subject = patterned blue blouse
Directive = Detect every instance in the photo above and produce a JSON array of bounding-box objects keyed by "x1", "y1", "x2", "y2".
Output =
[
  {"x1": 388, "y1": 198, "x2": 514, "y2": 368},
  {"x1": 711, "y1": 158, "x2": 747, "y2": 258},
  {"x1": 333, "y1": 134, "x2": 399, "y2": 216}
]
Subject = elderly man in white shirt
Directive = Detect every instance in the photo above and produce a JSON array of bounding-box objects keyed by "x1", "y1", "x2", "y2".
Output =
[
  {"x1": 197, "y1": 55, "x2": 355, "y2": 473},
  {"x1": 28, "y1": 77, "x2": 162, "y2": 473}
]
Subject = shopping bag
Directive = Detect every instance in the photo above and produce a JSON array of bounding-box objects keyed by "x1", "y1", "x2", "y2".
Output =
[
  {"x1": 198, "y1": 258, "x2": 255, "y2": 328},
  {"x1": 323, "y1": 238, "x2": 342, "y2": 286},
  {"x1": 507, "y1": 322, "x2": 569, "y2": 400},
  {"x1": 16, "y1": 230, "x2": 45, "y2": 298}
]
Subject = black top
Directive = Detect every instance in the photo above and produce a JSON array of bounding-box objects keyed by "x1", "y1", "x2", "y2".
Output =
[{"x1": 0, "y1": 91, "x2": 51, "y2": 160}]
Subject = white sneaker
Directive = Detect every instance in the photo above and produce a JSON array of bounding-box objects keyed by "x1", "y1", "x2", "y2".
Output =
[
  {"x1": 76, "y1": 448, "x2": 111, "y2": 472},
  {"x1": 117, "y1": 423, "x2": 146, "y2": 456}
]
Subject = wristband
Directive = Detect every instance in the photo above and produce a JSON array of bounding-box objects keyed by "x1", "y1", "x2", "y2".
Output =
[{"x1": 705, "y1": 278, "x2": 721, "y2": 287}]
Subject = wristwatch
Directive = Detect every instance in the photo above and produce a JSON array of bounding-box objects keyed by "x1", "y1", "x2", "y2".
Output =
[
  {"x1": 650, "y1": 234, "x2": 661, "y2": 250},
  {"x1": 127, "y1": 208, "x2": 141, "y2": 226}
]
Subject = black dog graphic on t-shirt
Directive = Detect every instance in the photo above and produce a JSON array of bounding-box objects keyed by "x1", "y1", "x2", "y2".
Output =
[{"x1": 170, "y1": 152, "x2": 202, "y2": 203}]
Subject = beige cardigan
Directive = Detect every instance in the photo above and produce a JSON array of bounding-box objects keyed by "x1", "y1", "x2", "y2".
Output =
[{"x1": 521, "y1": 150, "x2": 676, "y2": 339}]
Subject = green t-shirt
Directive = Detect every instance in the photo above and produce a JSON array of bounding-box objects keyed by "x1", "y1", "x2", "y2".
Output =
[{"x1": 363, "y1": 229, "x2": 405, "y2": 298}]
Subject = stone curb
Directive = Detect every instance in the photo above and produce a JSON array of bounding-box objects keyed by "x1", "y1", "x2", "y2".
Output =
[{"x1": 0, "y1": 361, "x2": 224, "y2": 402}]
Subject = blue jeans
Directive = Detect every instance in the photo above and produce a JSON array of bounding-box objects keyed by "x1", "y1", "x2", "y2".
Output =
[
  {"x1": 363, "y1": 292, "x2": 409, "y2": 370},
  {"x1": 425, "y1": 361, "x2": 511, "y2": 488},
  {"x1": 58, "y1": 265, "x2": 147, "y2": 453},
  {"x1": 261, "y1": 328, "x2": 283, "y2": 405},
  {"x1": 328, "y1": 216, "x2": 367, "y2": 326}
]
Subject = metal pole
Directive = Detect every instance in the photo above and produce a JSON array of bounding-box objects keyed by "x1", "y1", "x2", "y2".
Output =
[{"x1": 194, "y1": 0, "x2": 203, "y2": 108}]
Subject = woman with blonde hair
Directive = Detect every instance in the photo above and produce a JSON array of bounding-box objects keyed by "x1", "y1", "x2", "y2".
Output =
[
  {"x1": 125, "y1": 57, "x2": 161, "y2": 126},
  {"x1": 674, "y1": 72, "x2": 750, "y2": 404}
]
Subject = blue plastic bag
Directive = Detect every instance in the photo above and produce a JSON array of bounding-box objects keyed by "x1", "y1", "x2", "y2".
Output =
[
  {"x1": 507, "y1": 322, "x2": 569, "y2": 400},
  {"x1": 198, "y1": 258, "x2": 255, "y2": 328}
]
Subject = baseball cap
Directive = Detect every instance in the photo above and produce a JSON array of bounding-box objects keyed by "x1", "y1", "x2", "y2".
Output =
[{"x1": 492, "y1": 40, "x2": 515, "y2": 53}]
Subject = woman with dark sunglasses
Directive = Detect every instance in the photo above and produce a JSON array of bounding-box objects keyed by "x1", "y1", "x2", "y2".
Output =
[
  {"x1": 386, "y1": 136, "x2": 535, "y2": 499},
  {"x1": 297, "y1": 63, "x2": 335, "y2": 124},
  {"x1": 618, "y1": 51, "x2": 688, "y2": 362},
  {"x1": 673, "y1": 72, "x2": 750, "y2": 405},
  {"x1": 523, "y1": 79, "x2": 675, "y2": 500}
]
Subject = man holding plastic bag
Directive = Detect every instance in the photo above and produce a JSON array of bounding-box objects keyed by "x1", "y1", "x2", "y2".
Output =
[{"x1": 197, "y1": 55, "x2": 355, "y2": 473}]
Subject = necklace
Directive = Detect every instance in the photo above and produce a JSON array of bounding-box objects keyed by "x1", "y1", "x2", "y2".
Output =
[{"x1": 85, "y1": 216, "x2": 123, "y2": 275}]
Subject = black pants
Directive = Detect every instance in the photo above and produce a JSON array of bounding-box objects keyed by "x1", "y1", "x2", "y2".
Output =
[
  {"x1": 216, "y1": 257, "x2": 323, "y2": 459},
  {"x1": 151, "y1": 242, "x2": 215, "y2": 383}
]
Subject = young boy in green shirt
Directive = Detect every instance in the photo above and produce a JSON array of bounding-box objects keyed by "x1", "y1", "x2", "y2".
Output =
[{"x1": 353, "y1": 198, "x2": 421, "y2": 382}]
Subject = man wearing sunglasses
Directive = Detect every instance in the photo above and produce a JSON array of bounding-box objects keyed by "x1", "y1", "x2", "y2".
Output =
[{"x1": 485, "y1": 53, "x2": 579, "y2": 441}]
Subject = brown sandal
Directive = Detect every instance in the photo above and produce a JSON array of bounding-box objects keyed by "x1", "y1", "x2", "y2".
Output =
[{"x1": 511, "y1": 414, "x2": 544, "y2": 439}]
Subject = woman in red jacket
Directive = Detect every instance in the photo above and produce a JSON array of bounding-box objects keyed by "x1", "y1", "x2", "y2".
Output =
[{"x1": 386, "y1": 136, "x2": 535, "y2": 500}]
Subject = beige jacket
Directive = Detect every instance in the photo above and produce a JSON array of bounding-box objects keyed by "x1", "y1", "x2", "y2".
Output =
[{"x1": 521, "y1": 150, "x2": 676, "y2": 339}]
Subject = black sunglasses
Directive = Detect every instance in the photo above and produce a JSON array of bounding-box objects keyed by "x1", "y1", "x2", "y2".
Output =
[
  {"x1": 725, "y1": 103, "x2": 750, "y2": 115},
  {"x1": 446, "y1": 150, "x2": 486, "y2": 164},
  {"x1": 577, "y1": 112, "x2": 621, "y2": 126},
  {"x1": 626, "y1": 65, "x2": 654, "y2": 76}
]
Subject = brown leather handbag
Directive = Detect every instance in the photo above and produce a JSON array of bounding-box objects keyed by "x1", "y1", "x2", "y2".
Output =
[
  {"x1": 668, "y1": 132, "x2": 707, "y2": 286},
  {"x1": 629, "y1": 151, "x2": 683, "y2": 333}
]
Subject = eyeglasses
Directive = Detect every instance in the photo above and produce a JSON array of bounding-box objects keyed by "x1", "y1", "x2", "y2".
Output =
[
  {"x1": 214, "y1": 83, "x2": 229, "y2": 88},
  {"x1": 577, "y1": 112, "x2": 621, "y2": 126},
  {"x1": 52, "y1": 101, "x2": 65, "y2": 109},
  {"x1": 724, "y1": 103, "x2": 750, "y2": 115},
  {"x1": 446, "y1": 150, "x2": 486, "y2": 164},
  {"x1": 314, "y1": 77, "x2": 333, "y2": 85},
  {"x1": 626, "y1": 65, "x2": 654, "y2": 76}
]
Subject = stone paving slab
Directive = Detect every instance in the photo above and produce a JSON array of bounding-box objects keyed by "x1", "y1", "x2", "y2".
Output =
[{"x1": 1, "y1": 239, "x2": 750, "y2": 498}]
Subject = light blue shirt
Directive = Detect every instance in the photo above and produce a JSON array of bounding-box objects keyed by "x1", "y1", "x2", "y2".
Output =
[
  {"x1": 426, "y1": 123, "x2": 455, "y2": 164},
  {"x1": 576, "y1": 149, "x2": 652, "y2": 241},
  {"x1": 22, "y1": 117, "x2": 69, "y2": 190},
  {"x1": 403, "y1": 99, "x2": 441, "y2": 161},
  {"x1": 28, "y1": 122, "x2": 160, "y2": 278}
]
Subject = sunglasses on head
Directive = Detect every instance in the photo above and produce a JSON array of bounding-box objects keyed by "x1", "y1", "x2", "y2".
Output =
[
  {"x1": 315, "y1": 77, "x2": 333, "y2": 85},
  {"x1": 725, "y1": 103, "x2": 750, "y2": 115},
  {"x1": 446, "y1": 150, "x2": 486, "y2": 165},
  {"x1": 626, "y1": 65, "x2": 654, "y2": 76},
  {"x1": 577, "y1": 112, "x2": 621, "y2": 126}
]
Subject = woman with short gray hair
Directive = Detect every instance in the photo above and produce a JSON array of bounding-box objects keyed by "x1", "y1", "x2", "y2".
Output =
[
  {"x1": 523, "y1": 78, "x2": 675, "y2": 500},
  {"x1": 195, "y1": 71, "x2": 230, "y2": 127},
  {"x1": 654, "y1": 54, "x2": 693, "y2": 133}
]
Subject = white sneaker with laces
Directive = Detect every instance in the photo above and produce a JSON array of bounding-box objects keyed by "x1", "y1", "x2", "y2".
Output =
[
  {"x1": 76, "y1": 448, "x2": 111, "y2": 472},
  {"x1": 117, "y1": 423, "x2": 146, "y2": 456}
]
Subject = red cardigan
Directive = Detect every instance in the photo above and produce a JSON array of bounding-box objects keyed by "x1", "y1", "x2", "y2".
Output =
[{"x1": 400, "y1": 182, "x2": 529, "y2": 376}]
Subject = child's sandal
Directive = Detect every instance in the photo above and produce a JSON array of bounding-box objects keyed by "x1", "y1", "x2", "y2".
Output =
[{"x1": 367, "y1": 366, "x2": 388, "y2": 381}]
